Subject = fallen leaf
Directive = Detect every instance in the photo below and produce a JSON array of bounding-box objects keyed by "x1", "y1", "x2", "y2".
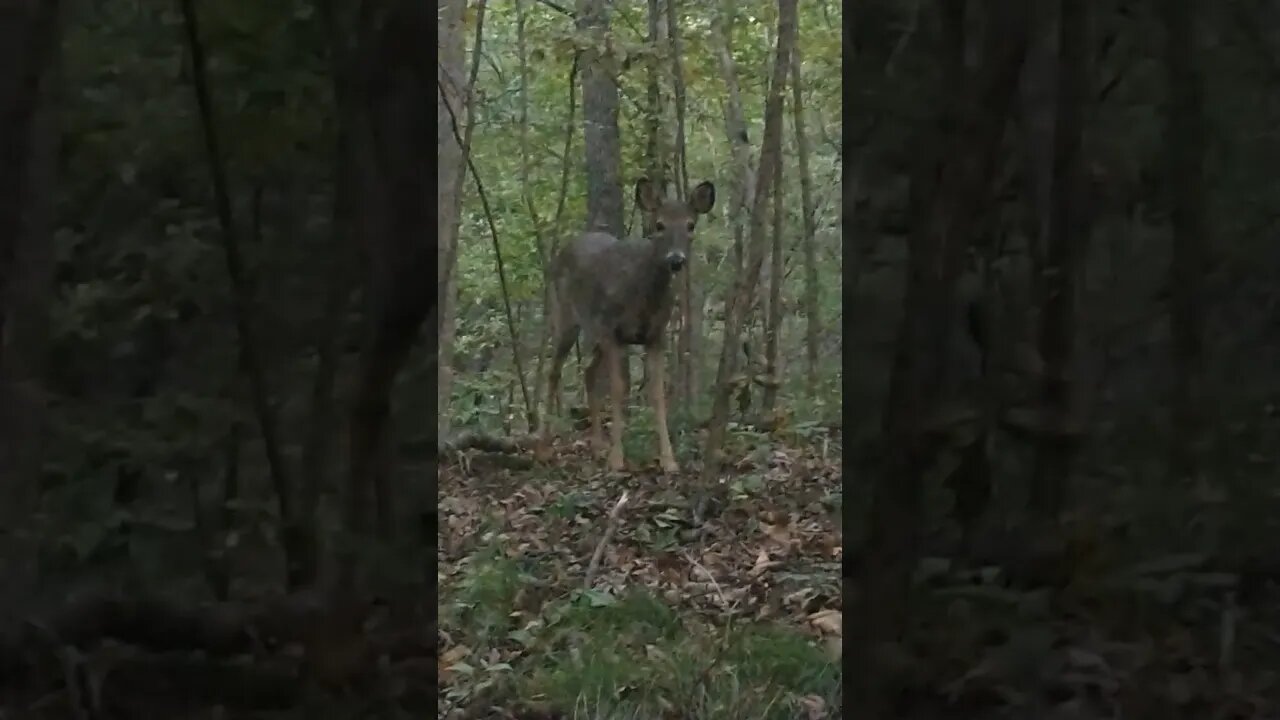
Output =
[
  {"x1": 749, "y1": 549, "x2": 782, "y2": 578},
  {"x1": 761, "y1": 522, "x2": 793, "y2": 548},
  {"x1": 822, "y1": 635, "x2": 842, "y2": 662},
  {"x1": 440, "y1": 644, "x2": 471, "y2": 666},
  {"x1": 798, "y1": 694, "x2": 828, "y2": 719},
  {"x1": 808, "y1": 608, "x2": 842, "y2": 636}
]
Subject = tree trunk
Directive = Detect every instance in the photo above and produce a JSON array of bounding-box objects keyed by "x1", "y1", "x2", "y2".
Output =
[
  {"x1": 208, "y1": 422, "x2": 241, "y2": 600},
  {"x1": 290, "y1": 177, "x2": 348, "y2": 587},
  {"x1": 344, "y1": 0, "x2": 432, "y2": 546},
  {"x1": 1019, "y1": 0, "x2": 1057, "y2": 276},
  {"x1": 576, "y1": 0, "x2": 630, "y2": 398},
  {"x1": 578, "y1": 0, "x2": 625, "y2": 238},
  {"x1": 791, "y1": 46, "x2": 820, "y2": 397},
  {"x1": 437, "y1": 0, "x2": 478, "y2": 443},
  {"x1": 519, "y1": 0, "x2": 553, "y2": 428},
  {"x1": 711, "y1": 0, "x2": 755, "y2": 278},
  {"x1": 1163, "y1": 0, "x2": 1207, "y2": 481},
  {"x1": 668, "y1": 0, "x2": 697, "y2": 408},
  {"x1": 291, "y1": 0, "x2": 362, "y2": 590},
  {"x1": 701, "y1": 0, "x2": 797, "y2": 483},
  {"x1": 534, "y1": 46, "x2": 581, "y2": 422},
  {"x1": 646, "y1": 0, "x2": 669, "y2": 399},
  {"x1": 645, "y1": 0, "x2": 666, "y2": 204},
  {"x1": 0, "y1": 0, "x2": 61, "y2": 601},
  {"x1": 1030, "y1": 0, "x2": 1088, "y2": 521},
  {"x1": 0, "y1": 0, "x2": 59, "y2": 366},
  {"x1": 762, "y1": 140, "x2": 785, "y2": 412},
  {"x1": 850, "y1": 1, "x2": 1030, "y2": 712},
  {"x1": 179, "y1": 0, "x2": 299, "y2": 583}
]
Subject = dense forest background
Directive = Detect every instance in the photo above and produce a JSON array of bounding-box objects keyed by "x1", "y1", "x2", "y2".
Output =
[
  {"x1": 3, "y1": 0, "x2": 1280, "y2": 717},
  {"x1": 1, "y1": 1, "x2": 436, "y2": 716},
  {"x1": 437, "y1": 0, "x2": 844, "y2": 716},
  {"x1": 436, "y1": 1, "x2": 843, "y2": 443},
  {"x1": 1, "y1": 0, "x2": 845, "y2": 716},
  {"x1": 848, "y1": 0, "x2": 1280, "y2": 716}
]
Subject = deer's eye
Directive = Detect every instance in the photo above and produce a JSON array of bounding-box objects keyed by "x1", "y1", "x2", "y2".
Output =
[
  {"x1": 686, "y1": 221, "x2": 695, "y2": 231},
  {"x1": 656, "y1": 221, "x2": 666, "y2": 231}
]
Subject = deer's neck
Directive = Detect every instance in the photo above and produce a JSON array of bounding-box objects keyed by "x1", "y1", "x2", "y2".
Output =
[
  {"x1": 608, "y1": 238, "x2": 678, "y2": 346},
  {"x1": 642, "y1": 239, "x2": 676, "y2": 298}
]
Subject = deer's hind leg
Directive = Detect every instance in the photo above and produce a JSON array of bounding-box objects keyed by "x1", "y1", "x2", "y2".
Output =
[
  {"x1": 538, "y1": 320, "x2": 578, "y2": 459},
  {"x1": 585, "y1": 346, "x2": 607, "y2": 451},
  {"x1": 546, "y1": 326, "x2": 577, "y2": 418}
]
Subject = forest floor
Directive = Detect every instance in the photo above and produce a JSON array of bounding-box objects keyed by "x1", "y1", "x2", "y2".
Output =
[
  {"x1": 437, "y1": 420, "x2": 844, "y2": 719},
  {"x1": 438, "y1": 416, "x2": 1280, "y2": 719}
]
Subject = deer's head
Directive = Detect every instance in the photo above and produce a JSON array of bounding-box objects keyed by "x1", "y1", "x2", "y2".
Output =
[{"x1": 635, "y1": 178, "x2": 716, "y2": 273}]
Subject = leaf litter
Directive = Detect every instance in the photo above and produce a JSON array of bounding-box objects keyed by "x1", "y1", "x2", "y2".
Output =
[{"x1": 439, "y1": 429, "x2": 842, "y2": 716}]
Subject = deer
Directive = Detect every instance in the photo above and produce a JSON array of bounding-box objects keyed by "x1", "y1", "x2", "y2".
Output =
[{"x1": 538, "y1": 177, "x2": 716, "y2": 474}]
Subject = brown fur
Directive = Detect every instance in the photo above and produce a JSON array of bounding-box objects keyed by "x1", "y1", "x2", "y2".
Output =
[{"x1": 539, "y1": 178, "x2": 716, "y2": 472}]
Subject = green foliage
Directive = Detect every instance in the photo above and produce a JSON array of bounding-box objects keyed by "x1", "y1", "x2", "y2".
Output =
[
  {"x1": 448, "y1": 546, "x2": 537, "y2": 642},
  {"x1": 508, "y1": 587, "x2": 837, "y2": 720},
  {"x1": 36, "y1": 0, "x2": 381, "y2": 601}
]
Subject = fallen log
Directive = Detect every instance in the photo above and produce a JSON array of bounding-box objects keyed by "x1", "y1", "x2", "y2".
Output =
[
  {"x1": 440, "y1": 430, "x2": 537, "y2": 455},
  {"x1": 0, "y1": 585, "x2": 435, "y2": 713}
]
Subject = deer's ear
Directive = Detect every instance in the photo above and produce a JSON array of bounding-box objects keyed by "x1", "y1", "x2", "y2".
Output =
[
  {"x1": 690, "y1": 181, "x2": 716, "y2": 214},
  {"x1": 634, "y1": 178, "x2": 661, "y2": 211}
]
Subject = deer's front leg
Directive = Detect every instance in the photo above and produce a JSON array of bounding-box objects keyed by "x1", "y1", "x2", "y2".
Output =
[
  {"x1": 646, "y1": 347, "x2": 679, "y2": 473},
  {"x1": 603, "y1": 342, "x2": 627, "y2": 471},
  {"x1": 538, "y1": 351, "x2": 564, "y2": 460}
]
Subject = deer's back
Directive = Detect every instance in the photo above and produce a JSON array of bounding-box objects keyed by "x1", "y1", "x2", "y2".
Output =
[
  {"x1": 553, "y1": 232, "x2": 675, "y2": 345},
  {"x1": 554, "y1": 231, "x2": 647, "y2": 297}
]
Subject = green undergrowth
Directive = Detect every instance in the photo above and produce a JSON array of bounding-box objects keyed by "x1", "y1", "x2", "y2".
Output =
[{"x1": 440, "y1": 544, "x2": 840, "y2": 719}]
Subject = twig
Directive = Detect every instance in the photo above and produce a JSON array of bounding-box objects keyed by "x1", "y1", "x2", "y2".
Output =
[
  {"x1": 1219, "y1": 590, "x2": 1237, "y2": 672},
  {"x1": 534, "y1": 0, "x2": 574, "y2": 18},
  {"x1": 583, "y1": 491, "x2": 630, "y2": 589},
  {"x1": 683, "y1": 550, "x2": 730, "y2": 607},
  {"x1": 440, "y1": 431, "x2": 537, "y2": 455},
  {"x1": 177, "y1": 0, "x2": 293, "y2": 535},
  {"x1": 438, "y1": 68, "x2": 536, "y2": 429},
  {"x1": 884, "y1": 0, "x2": 921, "y2": 78}
]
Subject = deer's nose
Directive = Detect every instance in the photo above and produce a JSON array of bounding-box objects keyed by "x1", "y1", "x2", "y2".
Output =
[{"x1": 665, "y1": 251, "x2": 686, "y2": 271}]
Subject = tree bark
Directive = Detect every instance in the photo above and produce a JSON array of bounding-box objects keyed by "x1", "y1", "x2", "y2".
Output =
[
  {"x1": 791, "y1": 46, "x2": 821, "y2": 397},
  {"x1": 644, "y1": 0, "x2": 666, "y2": 204},
  {"x1": 0, "y1": 0, "x2": 61, "y2": 602},
  {"x1": 1030, "y1": 0, "x2": 1089, "y2": 521},
  {"x1": 437, "y1": 0, "x2": 479, "y2": 444},
  {"x1": 1019, "y1": 0, "x2": 1057, "y2": 280},
  {"x1": 577, "y1": 0, "x2": 625, "y2": 238},
  {"x1": 850, "y1": 1, "x2": 1030, "y2": 712},
  {"x1": 290, "y1": 0, "x2": 361, "y2": 590},
  {"x1": 206, "y1": 422, "x2": 241, "y2": 600},
  {"x1": 762, "y1": 137, "x2": 785, "y2": 412},
  {"x1": 520, "y1": 0, "x2": 553, "y2": 428},
  {"x1": 701, "y1": 0, "x2": 797, "y2": 483},
  {"x1": 344, "y1": 0, "x2": 432, "y2": 544},
  {"x1": 576, "y1": 0, "x2": 631, "y2": 397},
  {"x1": 646, "y1": 0, "x2": 670, "y2": 399},
  {"x1": 1163, "y1": 0, "x2": 1207, "y2": 481},
  {"x1": 0, "y1": 0, "x2": 59, "y2": 367},
  {"x1": 530, "y1": 37, "x2": 582, "y2": 425},
  {"x1": 179, "y1": 0, "x2": 299, "y2": 582},
  {"x1": 668, "y1": 0, "x2": 698, "y2": 407},
  {"x1": 711, "y1": 0, "x2": 755, "y2": 277}
]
